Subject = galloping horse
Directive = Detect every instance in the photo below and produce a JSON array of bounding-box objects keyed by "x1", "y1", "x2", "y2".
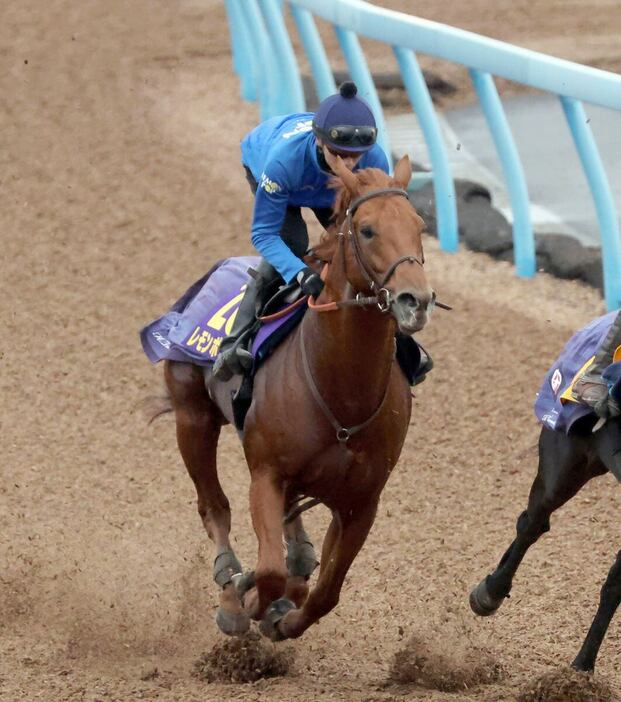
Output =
[
  {"x1": 470, "y1": 375, "x2": 621, "y2": 670},
  {"x1": 162, "y1": 155, "x2": 434, "y2": 641}
]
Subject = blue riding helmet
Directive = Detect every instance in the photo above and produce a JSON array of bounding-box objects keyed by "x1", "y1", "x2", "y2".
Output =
[{"x1": 312, "y1": 81, "x2": 378, "y2": 154}]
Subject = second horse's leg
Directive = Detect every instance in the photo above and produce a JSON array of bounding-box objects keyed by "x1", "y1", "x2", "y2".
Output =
[
  {"x1": 165, "y1": 361, "x2": 248, "y2": 635},
  {"x1": 470, "y1": 427, "x2": 601, "y2": 615},
  {"x1": 571, "y1": 423, "x2": 621, "y2": 671},
  {"x1": 572, "y1": 550, "x2": 621, "y2": 672}
]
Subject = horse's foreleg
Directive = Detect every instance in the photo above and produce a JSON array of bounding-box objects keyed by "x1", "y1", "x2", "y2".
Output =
[
  {"x1": 244, "y1": 471, "x2": 288, "y2": 621},
  {"x1": 283, "y1": 514, "x2": 318, "y2": 608},
  {"x1": 165, "y1": 361, "x2": 247, "y2": 635},
  {"x1": 262, "y1": 500, "x2": 378, "y2": 641},
  {"x1": 470, "y1": 428, "x2": 598, "y2": 616},
  {"x1": 572, "y1": 550, "x2": 621, "y2": 672}
]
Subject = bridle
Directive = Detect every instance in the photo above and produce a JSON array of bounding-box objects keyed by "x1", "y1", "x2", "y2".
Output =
[
  {"x1": 346, "y1": 187, "x2": 425, "y2": 305},
  {"x1": 300, "y1": 186, "x2": 430, "y2": 445},
  {"x1": 311, "y1": 187, "x2": 426, "y2": 314}
]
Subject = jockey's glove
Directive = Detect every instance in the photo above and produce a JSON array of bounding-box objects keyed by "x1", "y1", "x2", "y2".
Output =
[{"x1": 296, "y1": 267, "x2": 324, "y2": 299}]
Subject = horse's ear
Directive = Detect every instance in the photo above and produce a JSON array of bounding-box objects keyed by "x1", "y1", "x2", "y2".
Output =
[
  {"x1": 392, "y1": 155, "x2": 412, "y2": 190},
  {"x1": 332, "y1": 156, "x2": 359, "y2": 195}
]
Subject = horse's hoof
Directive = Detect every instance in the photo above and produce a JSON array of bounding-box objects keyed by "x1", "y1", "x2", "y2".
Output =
[
  {"x1": 571, "y1": 655, "x2": 594, "y2": 673},
  {"x1": 215, "y1": 607, "x2": 251, "y2": 636},
  {"x1": 469, "y1": 578, "x2": 502, "y2": 617},
  {"x1": 258, "y1": 598, "x2": 296, "y2": 642},
  {"x1": 233, "y1": 570, "x2": 256, "y2": 600}
]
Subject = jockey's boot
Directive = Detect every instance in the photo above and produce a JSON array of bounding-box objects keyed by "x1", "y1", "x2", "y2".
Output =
[
  {"x1": 414, "y1": 344, "x2": 434, "y2": 386},
  {"x1": 394, "y1": 334, "x2": 434, "y2": 386},
  {"x1": 572, "y1": 310, "x2": 621, "y2": 417},
  {"x1": 212, "y1": 280, "x2": 259, "y2": 382}
]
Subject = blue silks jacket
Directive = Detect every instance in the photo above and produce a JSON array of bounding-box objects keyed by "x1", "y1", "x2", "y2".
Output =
[{"x1": 241, "y1": 113, "x2": 390, "y2": 283}]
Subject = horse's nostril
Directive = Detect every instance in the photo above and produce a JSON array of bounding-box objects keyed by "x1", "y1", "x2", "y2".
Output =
[{"x1": 396, "y1": 293, "x2": 418, "y2": 310}]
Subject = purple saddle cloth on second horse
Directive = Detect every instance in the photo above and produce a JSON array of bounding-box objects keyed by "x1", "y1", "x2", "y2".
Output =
[
  {"x1": 140, "y1": 256, "x2": 305, "y2": 369},
  {"x1": 534, "y1": 310, "x2": 621, "y2": 433}
]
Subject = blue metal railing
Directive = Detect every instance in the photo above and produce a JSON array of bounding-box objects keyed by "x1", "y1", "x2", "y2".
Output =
[
  {"x1": 224, "y1": 0, "x2": 256, "y2": 102},
  {"x1": 333, "y1": 26, "x2": 392, "y2": 166},
  {"x1": 561, "y1": 97, "x2": 621, "y2": 306},
  {"x1": 224, "y1": 0, "x2": 621, "y2": 310},
  {"x1": 469, "y1": 69, "x2": 535, "y2": 276},
  {"x1": 393, "y1": 46, "x2": 458, "y2": 253},
  {"x1": 289, "y1": 5, "x2": 336, "y2": 102}
]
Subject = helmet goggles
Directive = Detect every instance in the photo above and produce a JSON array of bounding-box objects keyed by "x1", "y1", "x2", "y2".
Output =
[{"x1": 314, "y1": 124, "x2": 377, "y2": 151}]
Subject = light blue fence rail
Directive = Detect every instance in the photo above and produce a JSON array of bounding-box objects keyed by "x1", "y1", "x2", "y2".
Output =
[{"x1": 224, "y1": 0, "x2": 621, "y2": 310}]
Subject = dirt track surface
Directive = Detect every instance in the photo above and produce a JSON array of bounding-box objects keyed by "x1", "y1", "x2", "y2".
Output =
[{"x1": 1, "y1": 2, "x2": 619, "y2": 700}]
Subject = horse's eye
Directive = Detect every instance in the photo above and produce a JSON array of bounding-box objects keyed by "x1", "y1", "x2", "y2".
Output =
[{"x1": 360, "y1": 225, "x2": 375, "y2": 240}]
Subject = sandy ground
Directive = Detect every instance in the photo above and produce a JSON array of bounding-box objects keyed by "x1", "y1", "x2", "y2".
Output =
[{"x1": 1, "y1": 1, "x2": 619, "y2": 700}]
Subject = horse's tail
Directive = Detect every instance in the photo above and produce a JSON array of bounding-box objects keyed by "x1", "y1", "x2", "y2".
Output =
[{"x1": 134, "y1": 392, "x2": 173, "y2": 425}]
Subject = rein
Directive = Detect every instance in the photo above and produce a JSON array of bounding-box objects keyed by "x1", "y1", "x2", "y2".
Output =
[
  {"x1": 299, "y1": 186, "x2": 415, "y2": 444},
  {"x1": 260, "y1": 186, "x2": 451, "y2": 320},
  {"x1": 300, "y1": 321, "x2": 392, "y2": 444},
  {"x1": 262, "y1": 185, "x2": 450, "y2": 445}
]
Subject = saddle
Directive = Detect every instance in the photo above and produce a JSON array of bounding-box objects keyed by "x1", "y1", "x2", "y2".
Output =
[
  {"x1": 140, "y1": 256, "x2": 432, "y2": 430},
  {"x1": 243, "y1": 275, "x2": 431, "y2": 385},
  {"x1": 534, "y1": 311, "x2": 621, "y2": 433}
]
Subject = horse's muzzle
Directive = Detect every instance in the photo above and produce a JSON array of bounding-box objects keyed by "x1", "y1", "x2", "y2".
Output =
[{"x1": 392, "y1": 291, "x2": 434, "y2": 334}]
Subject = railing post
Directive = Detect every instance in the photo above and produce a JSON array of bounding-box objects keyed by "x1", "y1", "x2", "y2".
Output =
[
  {"x1": 561, "y1": 97, "x2": 621, "y2": 310},
  {"x1": 241, "y1": 0, "x2": 282, "y2": 120},
  {"x1": 289, "y1": 4, "x2": 337, "y2": 102},
  {"x1": 470, "y1": 69, "x2": 535, "y2": 277},
  {"x1": 224, "y1": 0, "x2": 257, "y2": 102},
  {"x1": 393, "y1": 46, "x2": 458, "y2": 252},
  {"x1": 334, "y1": 26, "x2": 392, "y2": 171},
  {"x1": 260, "y1": 0, "x2": 306, "y2": 113}
]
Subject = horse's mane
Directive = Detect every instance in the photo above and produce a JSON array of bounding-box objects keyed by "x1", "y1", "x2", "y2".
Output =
[{"x1": 310, "y1": 167, "x2": 395, "y2": 264}]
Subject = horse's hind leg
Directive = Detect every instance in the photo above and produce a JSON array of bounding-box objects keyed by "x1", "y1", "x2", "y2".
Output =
[
  {"x1": 571, "y1": 421, "x2": 621, "y2": 671},
  {"x1": 470, "y1": 427, "x2": 601, "y2": 616},
  {"x1": 572, "y1": 550, "x2": 621, "y2": 672},
  {"x1": 164, "y1": 361, "x2": 249, "y2": 635}
]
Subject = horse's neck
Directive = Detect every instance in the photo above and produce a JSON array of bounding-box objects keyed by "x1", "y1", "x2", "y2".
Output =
[{"x1": 302, "y1": 259, "x2": 396, "y2": 421}]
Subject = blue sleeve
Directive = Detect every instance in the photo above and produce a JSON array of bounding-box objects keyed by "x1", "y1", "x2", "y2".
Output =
[{"x1": 250, "y1": 163, "x2": 306, "y2": 283}]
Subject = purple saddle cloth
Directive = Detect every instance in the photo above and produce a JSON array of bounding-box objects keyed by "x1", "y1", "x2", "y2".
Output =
[
  {"x1": 140, "y1": 256, "x2": 304, "y2": 367},
  {"x1": 534, "y1": 311, "x2": 621, "y2": 433}
]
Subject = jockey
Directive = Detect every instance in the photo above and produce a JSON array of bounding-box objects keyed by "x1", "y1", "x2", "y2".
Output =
[
  {"x1": 572, "y1": 309, "x2": 621, "y2": 417},
  {"x1": 213, "y1": 81, "x2": 390, "y2": 380}
]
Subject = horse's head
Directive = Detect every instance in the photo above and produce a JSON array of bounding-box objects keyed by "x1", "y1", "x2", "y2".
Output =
[{"x1": 327, "y1": 155, "x2": 434, "y2": 334}]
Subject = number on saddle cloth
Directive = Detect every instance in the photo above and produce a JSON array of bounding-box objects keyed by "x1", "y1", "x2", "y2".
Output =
[{"x1": 140, "y1": 256, "x2": 306, "y2": 369}]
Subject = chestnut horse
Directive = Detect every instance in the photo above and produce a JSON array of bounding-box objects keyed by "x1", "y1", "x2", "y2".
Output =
[{"x1": 163, "y1": 155, "x2": 434, "y2": 641}]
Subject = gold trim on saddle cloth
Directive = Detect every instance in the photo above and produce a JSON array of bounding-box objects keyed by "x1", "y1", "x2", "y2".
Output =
[{"x1": 560, "y1": 345, "x2": 621, "y2": 404}]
